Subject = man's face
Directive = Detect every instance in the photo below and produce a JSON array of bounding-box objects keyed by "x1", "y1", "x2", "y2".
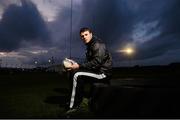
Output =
[{"x1": 80, "y1": 30, "x2": 93, "y2": 44}]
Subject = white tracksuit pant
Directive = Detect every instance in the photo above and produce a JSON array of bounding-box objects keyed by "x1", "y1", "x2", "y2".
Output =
[{"x1": 69, "y1": 71, "x2": 107, "y2": 108}]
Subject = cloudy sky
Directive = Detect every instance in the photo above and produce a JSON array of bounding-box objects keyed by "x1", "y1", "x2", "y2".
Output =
[{"x1": 0, "y1": 0, "x2": 180, "y2": 67}]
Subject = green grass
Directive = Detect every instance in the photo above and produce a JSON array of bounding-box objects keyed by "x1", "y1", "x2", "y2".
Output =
[
  {"x1": 0, "y1": 67, "x2": 179, "y2": 118},
  {"x1": 0, "y1": 72, "x2": 77, "y2": 118}
]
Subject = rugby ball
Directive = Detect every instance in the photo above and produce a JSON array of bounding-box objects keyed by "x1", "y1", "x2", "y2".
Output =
[{"x1": 63, "y1": 58, "x2": 73, "y2": 68}]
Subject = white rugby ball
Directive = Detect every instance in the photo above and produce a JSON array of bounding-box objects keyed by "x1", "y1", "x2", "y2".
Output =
[{"x1": 63, "y1": 59, "x2": 73, "y2": 68}]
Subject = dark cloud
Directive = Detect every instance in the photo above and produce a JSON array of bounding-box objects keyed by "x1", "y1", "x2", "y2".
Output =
[
  {"x1": 49, "y1": 7, "x2": 71, "y2": 51},
  {"x1": 0, "y1": 0, "x2": 50, "y2": 52},
  {"x1": 160, "y1": 0, "x2": 180, "y2": 35},
  {"x1": 67, "y1": 0, "x2": 135, "y2": 61},
  {"x1": 77, "y1": 0, "x2": 134, "y2": 47},
  {"x1": 134, "y1": 0, "x2": 180, "y2": 60},
  {"x1": 1, "y1": 0, "x2": 180, "y2": 66},
  {"x1": 71, "y1": 0, "x2": 180, "y2": 65}
]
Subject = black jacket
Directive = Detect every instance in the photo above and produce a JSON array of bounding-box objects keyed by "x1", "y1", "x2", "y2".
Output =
[{"x1": 80, "y1": 37, "x2": 112, "y2": 76}]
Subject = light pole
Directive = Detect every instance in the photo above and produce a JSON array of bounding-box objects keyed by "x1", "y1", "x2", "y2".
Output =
[
  {"x1": 117, "y1": 47, "x2": 135, "y2": 67},
  {"x1": 34, "y1": 61, "x2": 38, "y2": 67},
  {"x1": 48, "y1": 59, "x2": 51, "y2": 64},
  {"x1": 124, "y1": 47, "x2": 134, "y2": 67},
  {"x1": 0, "y1": 59, "x2": 2, "y2": 68}
]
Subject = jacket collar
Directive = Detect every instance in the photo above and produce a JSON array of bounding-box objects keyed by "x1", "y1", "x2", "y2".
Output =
[{"x1": 85, "y1": 37, "x2": 95, "y2": 46}]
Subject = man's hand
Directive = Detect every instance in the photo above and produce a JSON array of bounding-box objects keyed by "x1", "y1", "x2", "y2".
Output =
[
  {"x1": 66, "y1": 62, "x2": 79, "y2": 71},
  {"x1": 70, "y1": 62, "x2": 79, "y2": 70}
]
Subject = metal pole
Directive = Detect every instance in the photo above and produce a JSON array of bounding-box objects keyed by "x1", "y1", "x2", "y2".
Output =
[{"x1": 70, "y1": 0, "x2": 72, "y2": 59}]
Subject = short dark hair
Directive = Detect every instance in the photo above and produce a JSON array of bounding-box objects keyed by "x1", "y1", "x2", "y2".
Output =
[{"x1": 79, "y1": 27, "x2": 92, "y2": 34}]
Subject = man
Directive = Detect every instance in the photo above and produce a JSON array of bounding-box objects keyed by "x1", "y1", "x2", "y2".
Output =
[{"x1": 65, "y1": 27, "x2": 112, "y2": 113}]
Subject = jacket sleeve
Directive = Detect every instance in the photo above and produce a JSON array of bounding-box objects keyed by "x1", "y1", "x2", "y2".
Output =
[{"x1": 80, "y1": 42, "x2": 106, "y2": 70}]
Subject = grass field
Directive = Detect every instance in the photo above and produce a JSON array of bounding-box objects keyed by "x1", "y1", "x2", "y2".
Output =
[
  {"x1": 0, "y1": 64, "x2": 180, "y2": 118},
  {"x1": 0, "y1": 71, "x2": 91, "y2": 118}
]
